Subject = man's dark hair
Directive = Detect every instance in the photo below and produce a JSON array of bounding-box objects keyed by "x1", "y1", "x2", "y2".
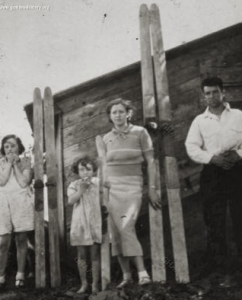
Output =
[
  {"x1": 72, "y1": 154, "x2": 98, "y2": 174},
  {"x1": 0, "y1": 134, "x2": 25, "y2": 156},
  {"x1": 201, "y1": 76, "x2": 224, "y2": 92}
]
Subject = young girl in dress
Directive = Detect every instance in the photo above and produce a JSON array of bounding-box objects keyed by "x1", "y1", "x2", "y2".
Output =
[
  {"x1": 67, "y1": 155, "x2": 102, "y2": 294},
  {"x1": 0, "y1": 135, "x2": 34, "y2": 289}
]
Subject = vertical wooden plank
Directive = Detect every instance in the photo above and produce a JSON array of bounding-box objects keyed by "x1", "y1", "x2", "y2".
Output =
[
  {"x1": 95, "y1": 136, "x2": 110, "y2": 290},
  {"x1": 44, "y1": 87, "x2": 61, "y2": 287},
  {"x1": 33, "y1": 88, "x2": 46, "y2": 288},
  {"x1": 56, "y1": 113, "x2": 66, "y2": 258},
  {"x1": 139, "y1": 4, "x2": 166, "y2": 282},
  {"x1": 150, "y1": 3, "x2": 190, "y2": 283},
  {"x1": 139, "y1": 4, "x2": 156, "y2": 121}
]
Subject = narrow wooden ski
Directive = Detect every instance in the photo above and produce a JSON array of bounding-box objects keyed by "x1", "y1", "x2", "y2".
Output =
[
  {"x1": 44, "y1": 87, "x2": 61, "y2": 287},
  {"x1": 95, "y1": 135, "x2": 110, "y2": 290},
  {"x1": 139, "y1": 3, "x2": 166, "y2": 282},
  {"x1": 150, "y1": 3, "x2": 190, "y2": 283},
  {"x1": 33, "y1": 87, "x2": 46, "y2": 288}
]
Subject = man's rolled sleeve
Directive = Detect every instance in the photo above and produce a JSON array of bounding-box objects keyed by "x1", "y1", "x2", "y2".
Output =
[{"x1": 185, "y1": 118, "x2": 213, "y2": 164}]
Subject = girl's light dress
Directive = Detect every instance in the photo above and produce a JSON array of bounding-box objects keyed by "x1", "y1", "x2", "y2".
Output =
[
  {"x1": 67, "y1": 177, "x2": 102, "y2": 246},
  {"x1": 0, "y1": 157, "x2": 34, "y2": 235}
]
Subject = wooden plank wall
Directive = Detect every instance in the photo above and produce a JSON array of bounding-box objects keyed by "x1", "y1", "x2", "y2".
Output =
[{"x1": 59, "y1": 31, "x2": 242, "y2": 229}]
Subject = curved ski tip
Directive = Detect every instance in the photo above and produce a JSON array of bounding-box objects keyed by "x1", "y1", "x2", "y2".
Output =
[
  {"x1": 140, "y1": 4, "x2": 148, "y2": 14},
  {"x1": 150, "y1": 3, "x2": 159, "y2": 11},
  {"x1": 33, "y1": 87, "x2": 41, "y2": 97},
  {"x1": 44, "y1": 86, "x2": 52, "y2": 97}
]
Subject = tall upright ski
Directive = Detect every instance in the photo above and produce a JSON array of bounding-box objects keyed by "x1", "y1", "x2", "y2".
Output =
[
  {"x1": 44, "y1": 87, "x2": 61, "y2": 287},
  {"x1": 150, "y1": 3, "x2": 190, "y2": 283},
  {"x1": 95, "y1": 135, "x2": 110, "y2": 290},
  {"x1": 33, "y1": 88, "x2": 46, "y2": 288},
  {"x1": 139, "y1": 3, "x2": 166, "y2": 282}
]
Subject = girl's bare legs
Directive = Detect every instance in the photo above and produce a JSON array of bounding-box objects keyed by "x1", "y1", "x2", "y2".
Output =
[
  {"x1": 15, "y1": 232, "x2": 28, "y2": 285},
  {"x1": 90, "y1": 244, "x2": 100, "y2": 294},
  {"x1": 77, "y1": 246, "x2": 88, "y2": 293},
  {"x1": 117, "y1": 255, "x2": 132, "y2": 286},
  {"x1": 0, "y1": 234, "x2": 11, "y2": 283}
]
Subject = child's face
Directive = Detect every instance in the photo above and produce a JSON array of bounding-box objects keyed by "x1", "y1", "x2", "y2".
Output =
[
  {"x1": 78, "y1": 163, "x2": 94, "y2": 179},
  {"x1": 4, "y1": 138, "x2": 19, "y2": 156}
]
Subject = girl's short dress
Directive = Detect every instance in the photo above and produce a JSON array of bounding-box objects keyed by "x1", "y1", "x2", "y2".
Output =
[
  {"x1": 0, "y1": 157, "x2": 34, "y2": 235},
  {"x1": 67, "y1": 177, "x2": 102, "y2": 246},
  {"x1": 103, "y1": 124, "x2": 153, "y2": 257}
]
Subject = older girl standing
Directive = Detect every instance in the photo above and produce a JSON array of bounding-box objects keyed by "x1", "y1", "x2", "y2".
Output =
[
  {"x1": 0, "y1": 135, "x2": 33, "y2": 289},
  {"x1": 102, "y1": 98, "x2": 161, "y2": 288}
]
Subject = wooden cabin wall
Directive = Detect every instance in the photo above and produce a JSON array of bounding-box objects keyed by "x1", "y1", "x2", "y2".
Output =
[
  {"x1": 57, "y1": 30, "x2": 242, "y2": 258},
  {"x1": 58, "y1": 71, "x2": 144, "y2": 228}
]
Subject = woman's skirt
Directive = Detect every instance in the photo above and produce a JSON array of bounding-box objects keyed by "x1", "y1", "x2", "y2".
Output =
[{"x1": 108, "y1": 176, "x2": 143, "y2": 257}]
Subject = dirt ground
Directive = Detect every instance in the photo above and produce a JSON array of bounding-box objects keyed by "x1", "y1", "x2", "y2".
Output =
[{"x1": 1, "y1": 256, "x2": 242, "y2": 300}]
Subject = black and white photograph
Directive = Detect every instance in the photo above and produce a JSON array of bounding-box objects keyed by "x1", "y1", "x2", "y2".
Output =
[{"x1": 0, "y1": 0, "x2": 242, "y2": 299}]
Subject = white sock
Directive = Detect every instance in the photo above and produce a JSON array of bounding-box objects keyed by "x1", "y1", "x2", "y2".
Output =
[
  {"x1": 138, "y1": 270, "x2": 149, "y2": 279},
  {"x1": 123, "y1": 272, "x2": 132, "y2": 280},
  {"x1": 0, "y1": 275, "x2": 5, "y2": 284},
  {"x1": 16, "y1": 272, "x2": 25, "y2": 280}
]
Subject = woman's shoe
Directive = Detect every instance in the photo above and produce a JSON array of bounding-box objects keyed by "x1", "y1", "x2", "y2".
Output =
[
  {"x1": 138, "y1": 277, "x2": 151, "y2": 286},
  {"x1": 15, "y1": 279, "x2": 25, "y2": 288},
  {"x1": 0, "y1": 281, "x2": 6, "y2": 291},
  {"x1": 117, "y1": 279, "x2": 133, "y2": 289}
]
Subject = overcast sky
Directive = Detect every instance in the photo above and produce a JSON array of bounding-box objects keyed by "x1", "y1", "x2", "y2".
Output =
[{"x1": 0, "y1": 0, "x2": 242, "y2": 148}]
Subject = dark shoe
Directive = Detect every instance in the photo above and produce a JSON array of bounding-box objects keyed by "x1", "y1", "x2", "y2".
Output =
[{"x1": 0, "y1": 281, "x2": 7, "y2": 291}]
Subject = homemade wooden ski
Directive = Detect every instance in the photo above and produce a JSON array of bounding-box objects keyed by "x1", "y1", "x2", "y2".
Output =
[
  {"x1": 44, "y1": 87, "x2": 61, "y2": 287},
  {"x1": 95, "y1": 135, "x2": 110, "y2": 290},
  {"x1": 139, "y1": 4, "x2": 166, "y2": 282},
  {"x1": 150, "y1": 4, "x2": 190, "y2": 283},
  {"x1": 33, "y1": 88, "x2": 46, "y2": 288}
]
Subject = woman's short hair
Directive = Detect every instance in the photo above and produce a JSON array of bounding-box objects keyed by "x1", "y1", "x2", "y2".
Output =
[
  {"x1": 106, "y1": 98, "x2": 134, "y2": 123},
  {"x1": 72, "y1": 154, "x2": 98, "y2": 174},
  {"x1": 0, "y1": 134, "x2": 25, "y2": 156}
]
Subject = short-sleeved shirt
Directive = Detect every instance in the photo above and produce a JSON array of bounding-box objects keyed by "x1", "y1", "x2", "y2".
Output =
[{"x1": 103, "y1": 124, "x2": 153, "y2": 176}]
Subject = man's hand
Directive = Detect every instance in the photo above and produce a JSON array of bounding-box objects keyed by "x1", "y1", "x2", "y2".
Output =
[
  {"x1": 223, "y1": 150, "x2": 241, "y2": 164},
  {"x1": 148, "y1": 189, "x2": 162, "y2": 210},
  {"x1": 210, "y1": 154, "x2": 235, "y2": 170}
]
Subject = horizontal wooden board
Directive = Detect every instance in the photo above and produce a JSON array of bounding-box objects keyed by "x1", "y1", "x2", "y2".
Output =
[
  {"x1": 56, "y1": 72, "x2": 142, "y2": 113},
  {"x1": 63, "y1": 90, "x2": 142, "y2": 128}
]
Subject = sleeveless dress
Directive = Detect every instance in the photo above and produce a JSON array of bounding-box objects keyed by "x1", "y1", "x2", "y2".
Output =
[
  {"x1": 67, "y1": 177, "x2": 102, "y2": 246},
  {"x1": 0, "y1": 157, "x2": 34, "y2": 235}
]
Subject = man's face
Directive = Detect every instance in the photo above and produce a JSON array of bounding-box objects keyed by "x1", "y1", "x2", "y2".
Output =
[{"x1": 203, "y1": 85, "x2": 224, "y2": 109}]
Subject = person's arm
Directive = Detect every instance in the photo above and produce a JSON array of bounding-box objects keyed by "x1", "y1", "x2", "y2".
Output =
[
  {"x1": 140, "y1": 128, "x2": 161, "y2": 210},
  {"x1": 13, "y1": 156, "x2": 32, "y2": 188},
  {"x1": 0, "y1": 157, "x2": 13, "y2": 186},
  {"x1": 185, "y1": 118, "x2": 214, "y2": 164},
  {"x1": 143, "y1": 151, "x2": 162, "y2": 210},
  {"x1": 68, "y1": 180, "x2": 90, "y2": 205}
]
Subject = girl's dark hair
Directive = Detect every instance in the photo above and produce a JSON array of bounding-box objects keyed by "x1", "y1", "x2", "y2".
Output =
[
  {"x1": 0, "y1": 134, "x2": 25, "y2": 156},
  {"x1": 106, "y1": 98, "x2": 134, "y2": 123},
  {"x1": 72, "y1": 154, "x2": 98, "y2": 174}
]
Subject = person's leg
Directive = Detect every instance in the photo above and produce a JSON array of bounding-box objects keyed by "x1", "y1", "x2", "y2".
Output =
[
  {"x1": 0, "y1": 234, "x2": 11, "y2": 284},
  {"x1": 116, "y1": 255, "x2": 133, "y2": 288},
  {"x1": 131, "y1": 256, "x2": 151, "y2": 285},
  {"x1": 15, "y1": 232, "x2": 28, "y2": 286},
  {"x1": 203, "y1": 193, "x2": 227, "y2": 272},
  {"x1": 77, "y1": 246, "x2": 88, "y2": 293},
  {"x1": 229, "y1": 190, "x2": 242, "y2": 259},
  {"x1": 90, "y1": 244, "x2": 100, "y2": 294}
]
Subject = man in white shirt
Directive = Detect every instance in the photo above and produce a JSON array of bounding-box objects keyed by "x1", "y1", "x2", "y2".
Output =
[{"x1": 185, "y1": 77, "x2": 242, "y2": 279}]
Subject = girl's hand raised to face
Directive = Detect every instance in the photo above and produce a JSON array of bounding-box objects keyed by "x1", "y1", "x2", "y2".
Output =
[
  {"x1": 6, "y1": 153, "x2": 16, "y2": 164},
  {"x1": 79, "y1": 178, "x2": 91, "y2": 191}
]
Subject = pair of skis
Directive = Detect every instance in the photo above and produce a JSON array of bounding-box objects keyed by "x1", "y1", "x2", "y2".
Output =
[
  {"x1": 33, "y1": 87, "x2": 61, "y2": 288},
  {"x1": 140, "y1": 4, "x2": 190, "y2": 283}
]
